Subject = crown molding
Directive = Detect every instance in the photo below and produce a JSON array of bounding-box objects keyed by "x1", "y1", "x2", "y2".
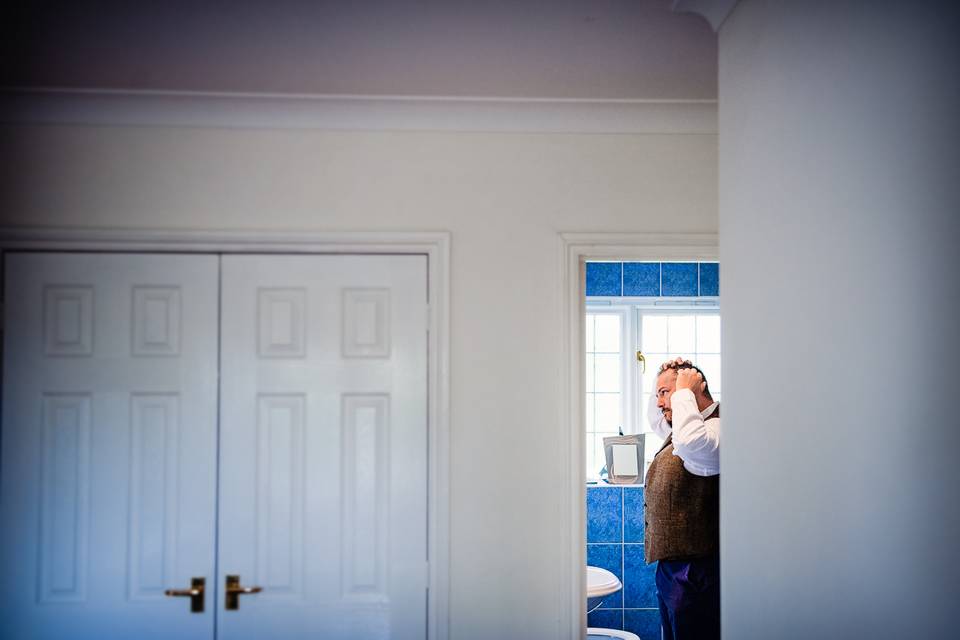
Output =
[
  {"x1": 672, "y1": 0, "x2": 740, "y2": 31},
  {"x1": 0, "y1": 88, "x2": 717, "y2": 135}
]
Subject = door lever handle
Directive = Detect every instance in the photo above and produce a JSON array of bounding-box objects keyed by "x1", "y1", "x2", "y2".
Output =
[
  {"x1": 165, "y1": 577, "x2": 205, "y2": 613},
  {"x1": 225, "y1": 575, "x2": 263, "y2": 610}
]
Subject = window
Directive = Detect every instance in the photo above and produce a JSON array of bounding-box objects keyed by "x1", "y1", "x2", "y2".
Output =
[
  {"x1": 636, "y1": 310, "x2": 721, "y2": 467},
  {"x1": 584, "y1": 309, "x2": 630, "y2": 480},
  {"x1": 585, "y1": 305, "x2": 720, "y2": 479}
]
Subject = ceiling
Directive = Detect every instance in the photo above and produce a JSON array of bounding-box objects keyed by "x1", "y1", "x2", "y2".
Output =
[{"x1": 1, "y1": 0, "x2": 717, "y2": 100}]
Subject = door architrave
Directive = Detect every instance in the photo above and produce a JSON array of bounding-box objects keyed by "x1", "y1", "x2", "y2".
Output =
[{"x1": 558, "y1": 232, "x2": 718, "y2": 639}]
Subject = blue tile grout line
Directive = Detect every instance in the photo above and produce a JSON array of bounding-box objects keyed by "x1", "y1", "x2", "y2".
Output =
[{"x1": 620, "y1": 487, "x2": 627, "y2": 616}]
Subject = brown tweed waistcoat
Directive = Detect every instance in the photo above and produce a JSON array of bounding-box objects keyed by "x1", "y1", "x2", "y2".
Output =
[{"x1": 643, "y1": 407, "x2": 719, "y2": 564}]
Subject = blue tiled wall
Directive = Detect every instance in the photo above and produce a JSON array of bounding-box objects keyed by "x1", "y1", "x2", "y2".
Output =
[
  {"x1": 587, "y1": 485, "x2": 660, "y2": 638},
  {"x1": 586, "y1": 261, "x2": 719, "y2": 298},
  {"x1": 660, "y1": 263, "x2": 698, "y2": 296}
]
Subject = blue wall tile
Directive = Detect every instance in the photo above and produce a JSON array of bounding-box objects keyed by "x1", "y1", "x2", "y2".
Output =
[
  {"x1": 622, "y1": 487, "x2": 645, "y2": 543},
  {"x1": 699, "y1": 262, "x2": 719, "y2": 296},
  {"x1": 587, "y1": 261, "x2": 720, "y2": 297},
  {"x1": 587, "y1": 544, "x2": 624, "y2": 609},
  {"x1": 624, "y1": 609, "x2": 662, "y2": 640},
  {"x1": 623, "y1": 263, "x2": 660, "y2": 296},
  {"x1": 586, "y1": 262, "x2": 623, "y2": 296},
  {"x1": 587, "y1": 487, "x2": 622, "y2": 543},
  {"x1": 623, "y1": 545, "x2": 658, "y2": 608},
  {"x1": 661, "y1": 263, "x2": 698, "y2": 296},
  {"x1": 587, "y1": 485, "x2": 660, "y2": 629},
  {"x1": 588, "y1": 608, "x2": 624, "y2": 631}
]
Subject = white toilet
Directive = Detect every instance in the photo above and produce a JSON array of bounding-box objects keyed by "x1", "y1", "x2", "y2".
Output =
[
  {"x1": 587, "y1": 631, "x2": 641, "y2": 640},
  {"x1": 586, "y1": 566, "x2": 641, "y2": 640}
]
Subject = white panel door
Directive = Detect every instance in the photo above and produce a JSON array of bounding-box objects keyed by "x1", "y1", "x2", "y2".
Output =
[
  {"x1": 0, "y1": 253, "x2": 219, "y2": 639},
  {"x1": 218, "y1": 255, "x2": 428, "y2": 640}
]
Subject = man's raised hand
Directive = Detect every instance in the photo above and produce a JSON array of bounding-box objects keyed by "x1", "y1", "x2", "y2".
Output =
[{"x1": 675, "y1": 367, "x2": 706, "y2": 396}]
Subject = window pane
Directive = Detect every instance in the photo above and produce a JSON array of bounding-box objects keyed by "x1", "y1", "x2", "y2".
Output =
[
  {"x1": 634, "y1": 309, "x2": 720, "y2": 478},
  {"x1": 644, "y1": 353, "x2": 670, "y2": 386},
  {"x1": 644, "y1": 432, "x2": 665, "y2": 466},
  {"x1": 594, "y1": 393, "x2": 622, "y2": 432},
  {"x1": 640, "y1": 392, "x2": 653, "y2": 432},
  {"x1": 594, "y1": 314, "x2": 621, "y2": 353},
  {"x1": 642, "y1": 315, "x2": 668, "y2": 352},
  {"x1": 697, "y1": 353, "x2": 721, "y2": 395},
  {"x1": 585, "y1": 354, "x2": 595, "y2": 391},
  {"x1": 587, "y1": 434, "x2": 599, "y2": 479},
  {"x1": 593, "y1": 434, "x2": 609, "y2": 477},
  {"x1": 593, "y1": 354, "x2": 621, "y2": 392},
  {"x1": 696, "y1": 315, "x2": 721, "y2": 353},
  {"x1": 585, "y1": 394, "x2": 595, "y2": 431},
  {"x1": 585, "y1": 314, "x2": 596, "y2": 352},
  {"x1": 667, "y1": 315, "x2": 696, "y2": 354}
]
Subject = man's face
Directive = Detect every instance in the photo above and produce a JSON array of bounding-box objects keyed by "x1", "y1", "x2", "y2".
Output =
[{"x1": 656, "y1": 370, "x2": 678, "y2": 424}]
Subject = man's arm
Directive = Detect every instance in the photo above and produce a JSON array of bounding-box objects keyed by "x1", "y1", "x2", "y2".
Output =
[{"x1": 670, "y1": 369, "x2": 720, "y2": 476}]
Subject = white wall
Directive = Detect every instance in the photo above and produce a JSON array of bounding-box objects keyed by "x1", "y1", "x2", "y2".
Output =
[
  {"x1": 0, "y1": 123, "x2": 717, "y2": 637},
  {"x1": 720, "y1": 2, "x2": 960, "y2": 638}
]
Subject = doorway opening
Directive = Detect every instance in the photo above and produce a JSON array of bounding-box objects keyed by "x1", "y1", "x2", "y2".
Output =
[{"x1": 559, "y1": 233, "x2": 718, "y2": 639}]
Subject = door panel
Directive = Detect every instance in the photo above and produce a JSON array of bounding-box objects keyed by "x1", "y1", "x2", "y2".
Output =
[
  {"x1": 0, "y1": 253, "x2": 219, "y2": 639},
  {"x1": 217, "y1": 255, "x2": 428, "y2": 640}
]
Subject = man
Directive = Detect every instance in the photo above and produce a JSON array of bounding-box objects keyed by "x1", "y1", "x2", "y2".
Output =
[{"x1": 645, "y1": 358, "x2": 720, "y2": 640}]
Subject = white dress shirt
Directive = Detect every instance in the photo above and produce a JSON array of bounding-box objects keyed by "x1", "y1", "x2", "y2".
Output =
[{"x1": 647, "y1": 389, "x2": 720, "y2": 477}]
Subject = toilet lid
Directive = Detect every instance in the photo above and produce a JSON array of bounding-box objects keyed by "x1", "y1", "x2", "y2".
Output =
[
  {"x1": 586, "y1": 565, "x2": 622, "y2": 597},
  {"x1": 587, "y1": 629, "x2": 640, "y2": 640}
]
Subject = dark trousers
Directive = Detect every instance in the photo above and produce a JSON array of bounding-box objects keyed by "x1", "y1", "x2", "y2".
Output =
[{"x1": 655, "y1": 554, "x2": 720, "y2": 640}]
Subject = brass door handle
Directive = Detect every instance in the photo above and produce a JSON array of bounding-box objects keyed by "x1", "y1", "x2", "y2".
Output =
[
  {"x1": 165, "y1": 577, "x2": 205, "y2": 613},
  {"x1": 225, "y1": 575, "x2": 263, "y2": 610}
]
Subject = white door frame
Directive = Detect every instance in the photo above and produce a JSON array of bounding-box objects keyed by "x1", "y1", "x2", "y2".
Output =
[
  {"x1": 557, "y1": 232, "x2": 718, "y2": 639},
  {"x1": 0, "y1": 227, "x2": 451, "y2": 640}
]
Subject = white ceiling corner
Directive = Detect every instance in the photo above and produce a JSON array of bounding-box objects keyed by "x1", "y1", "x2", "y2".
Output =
[
  {"x1": 671, "y1": 0, "x2": 741, "y2": 31},
  {"x1": 0, "y1": 2, "x2": 719, "y2": 132}
]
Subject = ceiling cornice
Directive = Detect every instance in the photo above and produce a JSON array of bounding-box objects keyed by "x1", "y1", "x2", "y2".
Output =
[
  {"x1": 671, "y1": 0, "x2": 740, "y2": 31},
  {"x1": 0, "y1": 89, "x2": 717, "y2": 135}
]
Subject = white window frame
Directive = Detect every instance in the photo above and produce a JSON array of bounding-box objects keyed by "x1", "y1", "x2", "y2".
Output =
[
  {"x1": 586, "y1": 299, "x2": 720, "y2": 475},
  {"x1": 583, "y1": 305, "x2": 633, "y2": 480}
]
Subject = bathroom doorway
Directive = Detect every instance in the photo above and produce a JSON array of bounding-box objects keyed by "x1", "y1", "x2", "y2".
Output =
[
  {"x1": 583, "y1": 260, "x2": 719, "y2": 635},
  {"x1": 558, "y1": 233, "x2": 719, "y2": 639}
]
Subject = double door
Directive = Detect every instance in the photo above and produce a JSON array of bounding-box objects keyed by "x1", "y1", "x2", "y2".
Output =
[{"x1": 0, "y1": 253, "x2": 428, "y2": 639}]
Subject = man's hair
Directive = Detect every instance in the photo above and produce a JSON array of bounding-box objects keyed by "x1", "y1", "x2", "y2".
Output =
[{"x1": 658, "y1": 358, "x2": 713, "y2": 400}]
